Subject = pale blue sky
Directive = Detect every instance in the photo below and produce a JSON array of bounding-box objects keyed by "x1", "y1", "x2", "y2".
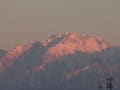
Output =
[{"x1": 0, "y1": 0, "x2": 120, "y2": 50}]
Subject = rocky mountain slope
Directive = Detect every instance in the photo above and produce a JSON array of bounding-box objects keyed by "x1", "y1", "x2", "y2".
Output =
[{"x1": 0, "y1": 32, "x2": 119, "y2": 90}]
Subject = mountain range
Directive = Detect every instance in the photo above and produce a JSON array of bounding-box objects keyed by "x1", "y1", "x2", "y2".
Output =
[{"x1": 0, "y1": 32, "x2": 120, "y2": 90}]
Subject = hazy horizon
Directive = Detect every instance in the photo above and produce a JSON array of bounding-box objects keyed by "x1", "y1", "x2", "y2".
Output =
[{"x1": 0, "y1": 0, "x2": 120, "y2": 50}]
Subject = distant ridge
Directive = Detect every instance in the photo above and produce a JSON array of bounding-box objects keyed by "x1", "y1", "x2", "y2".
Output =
[{"x1": 0, "y1": 32, "x2": 120, "y2": 90}]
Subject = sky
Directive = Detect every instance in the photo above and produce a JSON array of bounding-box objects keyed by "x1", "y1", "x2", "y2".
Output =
[{"x1": 0, "y1": 0, "x2": 120, "y2": 50}]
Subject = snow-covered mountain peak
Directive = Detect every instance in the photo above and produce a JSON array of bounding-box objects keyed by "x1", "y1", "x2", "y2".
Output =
[{"x1": 43, "y1": 32, "x2": 108, "y2": 52}]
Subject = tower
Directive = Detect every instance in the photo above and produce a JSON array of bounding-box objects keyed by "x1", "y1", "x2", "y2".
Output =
[{"x1": 106, "y1": 77, "x2": 114, "y2": 90}]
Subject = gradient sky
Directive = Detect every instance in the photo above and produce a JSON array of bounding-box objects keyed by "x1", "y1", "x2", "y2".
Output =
[{"x1": 0, "y1": 0, "x2": 120, "y2": 50}]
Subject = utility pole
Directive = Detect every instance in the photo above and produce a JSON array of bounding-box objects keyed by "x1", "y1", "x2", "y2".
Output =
[{"x1": 106, "y1": 77, "x2": 114, "y2": 90}]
